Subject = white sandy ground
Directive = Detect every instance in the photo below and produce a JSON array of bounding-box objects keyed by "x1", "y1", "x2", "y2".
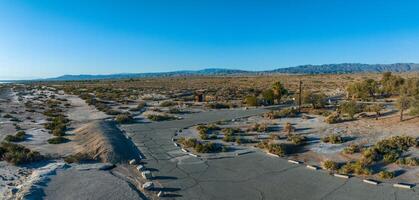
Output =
[{"x1": 0, "y1": 87, "x2": 146, "y2": 199}]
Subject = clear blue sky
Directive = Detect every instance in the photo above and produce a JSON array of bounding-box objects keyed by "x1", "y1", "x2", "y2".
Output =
[{"x1": 1, "y1": 0, "x2": 419, "y2": 79}]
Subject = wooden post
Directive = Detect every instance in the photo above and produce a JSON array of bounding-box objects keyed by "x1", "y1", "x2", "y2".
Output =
[{"x1": 299, "y1": 80, "x2": 302, "y2": 113}]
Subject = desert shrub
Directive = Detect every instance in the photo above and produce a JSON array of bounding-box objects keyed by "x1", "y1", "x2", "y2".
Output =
[
  {"x1": 45, "y1": 115, "x2": 68, "y2": 136},
  {"x1": 279, "y1": 108, "x2": 298, "y2": 117},
  {"x1": 194, "y1": 142, "x2": 222, "y2": 153},
  {"x1": 235, "y1": 137, "x2": 252, "y2": 144},
  {"x1": 321, "y1": 134, "x2": 344, "y2": 144},
  {"x1": 64, "y1": 153, "x2": 91, "y2": 163},
  {"x1": 3, "y1": 114, "x2": 13, "y2": 118},
  {"x1": 4, "y1": 131, "x2": 26, "y2": 142},
  {"x1": 396, "y1": 157, "x2": 419, "y2": 166},
  {"x1": 322, "y1": 160, "x2": 339, "y2": 171},
  {"x1": 47, "y1": 136, "x2": 69, "y2": 144},
  {"x1": 129, "y1": 101, "x2": 146, "y2": 111},
  {"x1": 256, "y1": 141, "x2": 291, "y2": 156},
  {"x1": 324, "y1": 112, "x2": 341, "y2": 124},
  {"x1": 383, "y1": 152, "x2": 399, "y2": 163},
  {"x1": 160, "y1": 101, "x2": 175, "y2": 107},
  {"x1": 339, "y1": 161, "x2": 372, "y2": 175},
  {"x1": 244, "y1": 96, "x2": 259, "y2": 107},
  {"x1": 177, "y1": 137, "x2": 222, "y2": 153},
  {"x1": 147, "y1": 114, "x2": 176, "y2": 121},
  {"x1": 343, "y1": 144, "x2": 361, "y2": 154},
  {"x1": 222, "y1": 127, "x2": 239, "y2": 135},
  {"x1": 378, "y1": 170, "x2": 394, "y2": 179},
  {"x1": 283, "y1": 122, "x2": 294, "y2": 135},
  {"x1": 105, "y1": 109, "x2": 121, "y2": 115},
  {"x1": 116, "y1": 113, "x2": 134, "y2": 124},
  {"x1": 374, "y1": 135, "x2": 417, "y2": 155},
  {"x1": 287, "y1": 134, "x2": 307, "y2": 145},
  {"x1": 308, "y1": 109, "x2": 331, "y2": 117},
  {"x1": 169, "y1": 108, "x2": 183, "y2": 114},
  {"x1": 206, "y1": 102, "x2": 231, "y2": 109},
  {"x1": 0, "y1": 142, "x2": 43, "y2": 165},
  {"x1": 303, "y1": 92, "x2": 327, "y2": 109},
  {"x1": 339, "y1": 100, "x2": 360, "y2": 119},
  {"x1": 222, "y1": 134, "x2": 235, "y2": 142},
  {"x1": 177, "y1": 137, "x2": 198, "y2": 148},
  {"x1": 269, "y1": 134, "x2": 279, "y2": 140},
  {"x1": 250, "y1": 123, "x2": 269, "y2": 132},
  {"x1": 52, "y1": 125, "x2": 66, "y2": 136}
]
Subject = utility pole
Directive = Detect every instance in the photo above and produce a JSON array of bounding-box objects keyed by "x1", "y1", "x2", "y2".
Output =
[{"x1": 299, "y1": 80, "x2": 302, "y2": 113}]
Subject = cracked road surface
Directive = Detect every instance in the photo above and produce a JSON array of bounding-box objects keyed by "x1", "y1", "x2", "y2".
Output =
[{"x1": 122, "y1": 108, "x2": 419, "y2": 200}]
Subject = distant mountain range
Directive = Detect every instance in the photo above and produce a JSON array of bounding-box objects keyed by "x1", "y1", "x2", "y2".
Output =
[{"x1": 45, "y1": 63, "x2": 419, "y2": 81}]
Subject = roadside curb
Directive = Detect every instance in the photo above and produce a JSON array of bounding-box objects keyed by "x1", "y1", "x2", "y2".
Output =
[
  {"x1": 333, "y1": 174, "x2": 350, "y2": 179},
  {"x1": 363, "y1": 179, "x2": 379, "y2": 185},
  {"x1": 393, "y1": 183, "x2": 413, "y2": 189},
  {"x1": 306, "y1": 165, "x2": 318, "y2": 170},
  {"x1": 288, "y1": 159, "x2": 300, "y2": 164}
]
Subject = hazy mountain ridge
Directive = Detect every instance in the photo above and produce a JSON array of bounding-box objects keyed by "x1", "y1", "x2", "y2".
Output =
[
  {"x1": 46, "y1": 63, "x2": 419, "y2": 81},
  {"x1": 271, "y1": 63, "x2": 419, "y2": 74}
]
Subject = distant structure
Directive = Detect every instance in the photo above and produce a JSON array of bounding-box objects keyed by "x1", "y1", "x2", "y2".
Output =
[{"x1": 194, "y1": 90, "x2": 206, "y2": 102}]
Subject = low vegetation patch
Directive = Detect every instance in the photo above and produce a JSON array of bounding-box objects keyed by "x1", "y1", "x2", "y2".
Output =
[
  {"x1": 395, "y1": 157, "x2": 419, "y2": 166},
  {"x1": 339, "y1": 161, "x2": 372, "y2": 175},
  {"x1": 64, "y1": 153, "x2": 92, "y2": 163},
  {"x1": 378, "y1": 170, "x2": 394, "y2": 179},
  {"x1": 0, "y1": 142, "x2": 43, "y2": 165},
  {"x1": 4, "y1": 131, "x2": 26, "y2": 142},
  {"x1": 322, "y1": 160, "x2": 339, "y2": 171},
  {"x1": 115, "y1": 113, "x2": 134, "y2": 124},
  {"x1": 321, "y1": 134, "x2": 344, "y2": 144},
  {"x1": 256, "y1": 141, "x2": 294, "y2": 156},
  {"x1": 47, "y1": 136, "x2": 69, "y2": 144},
  {"x1": 287, "y1": 134, "x2": 307, "y2": 145},
  {"x1": 343, "y1": 144, "x2": 361, "y2": 154},
  {"x1": 147, "y1": 114, "x2": 176, "y2": 121},
  {"x1": 177, "y1": 137, "x2": 224, "y2": 153},
  {"x1": 324, "y1": 112, "x2": 341, "y2": 124}
]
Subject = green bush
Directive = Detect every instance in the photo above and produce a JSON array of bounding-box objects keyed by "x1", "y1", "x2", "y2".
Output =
[
  {"x1": 322, "y1": 160, "x2": 339, "y2": 171},
  {"x1": 116, "y1": 114, "x2": 134, "y2": 124},
  {"x1": 160, "y1": 101, "x2": 175, "y2": 107},
  {"x1": 383, "y1": 152, "x2": 399, "y2": 163},
  {"x1": 339, "y1": 161, "x2": 372, "y2": 175},
  {"x1": 147, "y1": 114, "x2": 176, "y2": 121},
  {"x1": 64, "y1": 153, "x2": 91, "y2": 163},
  {"x1": 343, "y1": 144, "x2": 361, "y2": 154},
  {"x1": 256, "y1": 141, "x2": 290, "y2": 156},
  {"x1": 47, "y1": 136, "x2": 69, "y2": 144},
  {"x1": 250, "y1": 123, "x2": 269, "y2": 132},
  {"x1": 378, "y1": 170, "x2": 394, "y2": 179},
  {"x1": 395, "y1": 157, "x2": 419, "y2": 166},
  {"x1": 206, "y1": 102, "x2": 231, "y2": 109},
  {"x1": 287, "y1": 134, "x2": 307, "y2": 145},
  {"x1": 321, "y1": 134, "x2": 344, "y2": 144},
  {"x1": 244, "y1": 96, "x2": 259, "y2": 107},
  {"x1": 324, "y1": 112, "x2": 341, "y2": 124},
  {"x1": 0, "y1": 142, "x2": 43, "y2": 165},
  {"x1": 4, "y1": 131, "x2": 26, "y2": 142},
  {"x1": 222, "y1": 134, "x2": 235, "y2": 142},
  {"x1": 177, "y1": 137, "x2": 222, "y2": 153},
  {"x1": 105, "y1": 109, "x2": 121, "y2": 115},
  {"x1": 129, "y1": 101, "x2": 146, "y2": 111}
]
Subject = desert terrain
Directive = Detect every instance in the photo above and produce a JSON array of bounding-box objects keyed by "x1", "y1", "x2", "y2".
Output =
[{"x1": 0, "y1": 73, "x2": 418, "y2": 199}]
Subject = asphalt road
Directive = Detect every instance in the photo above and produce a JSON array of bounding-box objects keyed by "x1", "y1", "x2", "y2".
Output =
[{"x1": 122, "y1": 108, "x2": 419, "y2": 200}]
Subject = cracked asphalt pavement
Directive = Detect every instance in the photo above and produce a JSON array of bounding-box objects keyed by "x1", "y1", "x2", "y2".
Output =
[{"x1": 122, "y1": 108, "x2": 419, "y2": 200}]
